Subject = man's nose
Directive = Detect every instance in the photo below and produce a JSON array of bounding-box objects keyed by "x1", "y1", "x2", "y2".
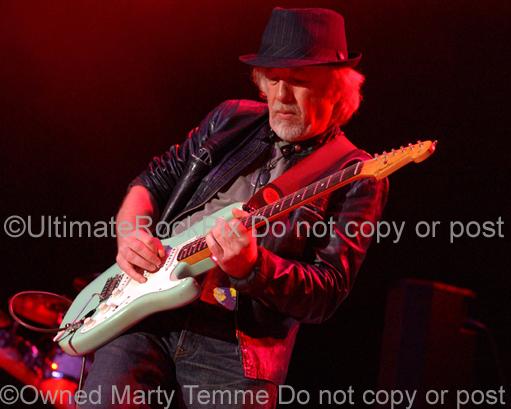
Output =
[{"x1": 276, "y1": 81, "x2": 294, "y2": 103}]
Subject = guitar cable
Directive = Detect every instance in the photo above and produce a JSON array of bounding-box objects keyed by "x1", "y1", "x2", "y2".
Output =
[
  {"x1": 8, "y1": 290, "x2": 72, "y2": 333},
  {"x1": 9, "y1": 290, "x2": 91, "y2": 405},
  {"x1": 78, "y1": 355, "x2": 87, "y2": 395}
]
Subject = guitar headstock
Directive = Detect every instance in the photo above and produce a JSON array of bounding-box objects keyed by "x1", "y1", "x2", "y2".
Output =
[{"x1": 359, "y1": 140, "x2": 437, "y2": 180}]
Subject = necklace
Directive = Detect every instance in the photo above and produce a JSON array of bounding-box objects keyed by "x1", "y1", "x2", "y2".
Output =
[
  {"x1": 252, "y1": 128, "x2": 324, "y2": 192},
  {"x1": 253, "y1": 153, "x2": 287, "y2": 189}
]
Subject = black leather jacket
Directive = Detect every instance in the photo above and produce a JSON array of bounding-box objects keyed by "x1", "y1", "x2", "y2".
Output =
[{"x1": 131, "y1": 100, "x2": 389, "y2": 384}]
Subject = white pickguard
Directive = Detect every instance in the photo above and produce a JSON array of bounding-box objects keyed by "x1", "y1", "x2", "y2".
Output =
[{"x1": 79, "y1": 238, "x2": 196, "y2": 333}]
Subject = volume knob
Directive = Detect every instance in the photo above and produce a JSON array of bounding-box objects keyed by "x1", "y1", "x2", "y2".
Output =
[{"x1": 98, "y1": 302, "x2": 111, "y2": 314}]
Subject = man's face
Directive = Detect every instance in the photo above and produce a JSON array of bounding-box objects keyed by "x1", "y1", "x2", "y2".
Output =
[{"x1": 259, "y1": 66, "x2": 339, "y2": 142}]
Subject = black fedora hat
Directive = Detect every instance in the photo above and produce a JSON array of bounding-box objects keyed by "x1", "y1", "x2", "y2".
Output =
[{"x1": 239, "y1": 7, "x2": 361, "y2": 68}]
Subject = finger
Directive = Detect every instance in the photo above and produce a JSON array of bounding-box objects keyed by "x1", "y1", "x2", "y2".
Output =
[
  {"x1": 205, "y1": 232, "x2": 224, "y2": 260},
  {"x1": 116, "y1": 256, "x2": 146, "y2": 283},
  {"x1": 211, "y1": 217, "x2": 246, "y2": 256},
  {"x1": 150, "y1": 236, "x2": 166, "y2": 258},
  {"x1": 212, "y1": 224, "x2": 246, "y2": 261},
  {"x1": 129, "y1": 239, "x2": 162, "y2": 269},
  {"x1": 227, "y1": 218, "x2": 249, "y2": 241},
  {"x1": 209, "y1": 217, "x2": 229, "y2": 243},
  {"x1": 212, "y1": 218, "x2": 233, "y2": 248},
  {"x1": 138, "y1": 233, "x2": 165, "y2": 259},
  {"x1": 131, "y1": 231, "x2": 165, "y2": 263},
  {"x1": 125, "y1": 247, "x2": 159, "y2": 272},
  {"x1": 232, "y1": 208, "x2": 250, "y2": 218}
]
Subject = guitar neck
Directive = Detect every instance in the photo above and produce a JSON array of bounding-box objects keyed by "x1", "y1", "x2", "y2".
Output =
[
  {"x1": 175, "y1": 139, "x2": 436, "y2": 264},
  {"x1": 242, "y1": 161, "x2": 362, "y2": 229},
  {"x1": 176, "y1": 160, "x2": 364, "y2": 264}
]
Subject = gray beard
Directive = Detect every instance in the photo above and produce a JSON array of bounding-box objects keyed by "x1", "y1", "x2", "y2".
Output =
[{"x1": 271, "y1": 120, "x2": 309, "y2": 142}]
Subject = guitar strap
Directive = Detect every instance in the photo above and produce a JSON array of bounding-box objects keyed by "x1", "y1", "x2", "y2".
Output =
[{"x1": 246, "y1": 131, "x2": 363, "y2": 210}]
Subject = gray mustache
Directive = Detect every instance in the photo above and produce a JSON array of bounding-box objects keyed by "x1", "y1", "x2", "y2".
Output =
[{"x1": 272, "y1": 104, "x2": 300, "y2": 115}]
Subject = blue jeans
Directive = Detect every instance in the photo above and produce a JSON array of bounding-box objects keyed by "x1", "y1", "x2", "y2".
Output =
[{"x1": 80, "y1": 308, "x2": 277, "y2": 409}]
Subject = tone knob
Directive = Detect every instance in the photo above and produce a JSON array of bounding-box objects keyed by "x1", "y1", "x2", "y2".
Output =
[{"x1": 98, "y1": 303, "x2": 110, "y2": 314}]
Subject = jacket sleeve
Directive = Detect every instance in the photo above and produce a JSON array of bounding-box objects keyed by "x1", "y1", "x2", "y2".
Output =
[
  {"x1": 128, "y1": 101, "x2": 231, "y2": 212},
  {"x1": 229, "y1": 176, "x2": 389, "y2": 324}
]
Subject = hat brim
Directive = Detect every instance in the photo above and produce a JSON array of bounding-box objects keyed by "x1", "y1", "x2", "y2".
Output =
[{"x1": 239, "y1": 51, "x2": 361, "y2": 68}]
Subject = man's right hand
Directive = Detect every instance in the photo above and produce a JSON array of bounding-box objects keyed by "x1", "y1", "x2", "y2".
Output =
[{"x1": 116, "y1": 229, "x2": 165, "y2": 283}]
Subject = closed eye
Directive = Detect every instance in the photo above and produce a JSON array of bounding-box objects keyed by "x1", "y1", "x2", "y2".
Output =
[{"x1": 291, "y1": 78, "x2": 309, "y2": 86}]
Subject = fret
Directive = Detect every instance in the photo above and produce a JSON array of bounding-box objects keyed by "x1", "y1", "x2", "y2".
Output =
[
  {"x1": 253, "y1": 207, "x2": 268, "y2": 221},
  {"x1": 249, "y1": 209, "x2": 264, "y2": 227},
  {"x1": 278, "y1": 196, "x2": 289, "y2": 213},
  {"x1": 354, "y1": 161, "x2": 361, "y2": 175},
  {"x1": 296, "y1": 189, "x2": 305, "y2": 204},
  {"x1": 350, "y1": 164, "x2": 357, "y2": 177},
  {"x1": 257, "y1": 206, "x2": 268, "y2": 220},
  {"x1": 262, "y1": 205, "x2": 272, "y2": 220},
  {"x1": 338, "y1": 168, "x2": 346, "y2": 183},
  {"x1": 254, "y1": 207, "x2": 265, "y2": 218},
  {"x1": 288, "y1": 192, "x2": 298, "y2": 207},
  {"x1": 268, "y1": 201, "x2": 278, "y2": 218},
  {"x1": 317, "y1": 180, "x2": 327, "y2": 193},
  {"x1": 242, "y1": 216, "x2": 252, "y2": 229},
  {"x1": 312, "y1": 180, "x2": 320, "y2": 196},
  {"x1": 249, "y1": 212, "x2": 266, "y2": 229},
  {"x1": 326, "y1": 174, "x2": 333, "y2": 189},
  {"x1": 301, "y1": 185, "x2": 308, "y2": 200}
]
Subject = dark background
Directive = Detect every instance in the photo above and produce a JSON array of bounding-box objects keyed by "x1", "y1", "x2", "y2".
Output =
[{"x1": 1, "y1": 0, "x2": 510, "y2": 403}]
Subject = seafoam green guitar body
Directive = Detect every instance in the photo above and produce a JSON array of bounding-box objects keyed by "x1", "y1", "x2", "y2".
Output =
[{"x1": 57, "y1": 202, "x2": 242, "y2": 356}]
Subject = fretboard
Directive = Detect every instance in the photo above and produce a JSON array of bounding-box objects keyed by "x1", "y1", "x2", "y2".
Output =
[{"x1": 176, "y1": 160, "x2": 362, "y2": 262}]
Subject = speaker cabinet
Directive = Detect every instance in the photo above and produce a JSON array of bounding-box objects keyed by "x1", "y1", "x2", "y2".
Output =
[{"x1": 378, "y1": 279, "x2": 477, "y2": 408}]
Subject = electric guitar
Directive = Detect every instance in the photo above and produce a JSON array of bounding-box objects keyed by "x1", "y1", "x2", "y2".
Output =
[{"x1": 56, "y1": 140, "x2": 436, "y2": 356}]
